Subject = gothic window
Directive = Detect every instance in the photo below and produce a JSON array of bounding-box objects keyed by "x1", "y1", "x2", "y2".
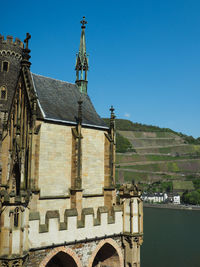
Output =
[
  {"x1": 0, "y1": 86, "x2": 7, "y2": 100},
  {"x1": 2, "y1": 61, "x2": 9, "y2": 72},
  {"x1": 14, "y1": 207, "x2": 19, "y2": 227}
]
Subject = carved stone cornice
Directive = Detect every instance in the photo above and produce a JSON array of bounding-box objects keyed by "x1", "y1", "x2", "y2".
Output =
[
  {"x1": 119, "y1": 183, "x2": 142, "y2": 198},
  {"x1": 122, "y1": 232, "x2": 144, "y2": 248}
]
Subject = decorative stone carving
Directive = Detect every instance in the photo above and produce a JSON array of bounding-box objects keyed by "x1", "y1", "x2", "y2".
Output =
[
  {"x1": 1, "y1": 260, "x2": 9, "y2": 267},
  {"x1": 0, "y1": 259, "x2": 23, "y2": 267}
]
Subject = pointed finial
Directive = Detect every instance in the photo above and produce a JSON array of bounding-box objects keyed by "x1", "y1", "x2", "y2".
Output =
[
  {"x1": 75, "y1": 17, "x2": 89, "y2": 94},
  {"x1": 110, "y1": 105, "x2": 115, "y2": 119},
  {"x1": 109, "y1": 105, "x2": 115, "y2": 131},
  {"x1": 80, "y1": 16, "x2": 87, "y2": 29}
]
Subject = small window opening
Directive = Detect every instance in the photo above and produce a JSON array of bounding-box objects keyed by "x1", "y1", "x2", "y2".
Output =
[
  {"x1": 0, "y1": 86, "x2": 7, "y2": 100},
  {"x1": 2, "y1": 61, "x2": 9, "y2": 72},
  {"x1": 14, "y1": 207, "x2": 19, "y2": 227}
]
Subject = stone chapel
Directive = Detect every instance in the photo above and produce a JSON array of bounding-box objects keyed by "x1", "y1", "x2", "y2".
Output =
[{"x1": 0, "y1": 18, "x2": 143, "y2": 267}]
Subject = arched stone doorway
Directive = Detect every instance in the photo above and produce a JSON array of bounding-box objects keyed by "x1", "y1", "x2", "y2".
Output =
[
  {"x1": 88, "y1": 238, "x2": 124, "y2": 267},
  {"x1": 39, "y1": 247, "x2": 82, "y2": 267}
]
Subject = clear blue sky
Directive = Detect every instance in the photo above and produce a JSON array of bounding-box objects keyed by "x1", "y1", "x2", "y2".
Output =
[{"x1": 2, "y1": 0, "x2": 200, "y2": 137}]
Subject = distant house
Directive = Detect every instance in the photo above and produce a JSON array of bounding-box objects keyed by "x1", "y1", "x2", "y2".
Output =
[
  {"x1": 142, "y1": 192, "x2": 168, "y2": 203},
  {"x1": 173, "y1": 194, "x2": 181, "y2": 204},
  {"x1": 167, "y1": 193, "x2": 181, "y2": 204},
  {"x1": 142, "y1": 192, "x2": 180, "y2": 204}
]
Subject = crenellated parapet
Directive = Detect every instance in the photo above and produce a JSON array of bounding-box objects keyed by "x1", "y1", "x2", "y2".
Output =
[
  {"x1": 0, "y1": 35, "x2": 24, "y2": 47},
  {"x1": 28, "y1": 206, "x2": 123, "y2": 249},
  {"x1": 0, "y1": 35, "x2": 23, "y2": 60}
]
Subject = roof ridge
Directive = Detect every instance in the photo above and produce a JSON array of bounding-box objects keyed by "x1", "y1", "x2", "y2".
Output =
[
  {"x1": 31, "y1": 72, "x2": 76, "y2": 85},
  {"x1": 30, "y1": 72, "x2": 46, "y2": 119}
]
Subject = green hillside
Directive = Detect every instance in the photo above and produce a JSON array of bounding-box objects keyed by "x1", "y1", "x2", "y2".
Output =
[{"x1": 103, "y1": 118, "x2": 200, "y2": 196}]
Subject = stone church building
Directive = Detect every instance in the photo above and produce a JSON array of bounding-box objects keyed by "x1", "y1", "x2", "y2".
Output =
[{"x1": 0, "y1": 18, "x2": 143, "y2": 267}]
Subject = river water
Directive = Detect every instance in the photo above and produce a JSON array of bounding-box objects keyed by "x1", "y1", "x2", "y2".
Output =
[{"x1": 141, "y1": 207, "x2": 200, "y2": 267}]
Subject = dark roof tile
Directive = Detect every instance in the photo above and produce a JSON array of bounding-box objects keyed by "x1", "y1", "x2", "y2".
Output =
[{"x1": 31, "y1": 73, "x2": 108, "y2": 129}]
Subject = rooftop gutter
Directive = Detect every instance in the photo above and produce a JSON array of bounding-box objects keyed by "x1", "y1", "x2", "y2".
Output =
[{"x1": 43, "y1": 117, "x2": 109, "y2": 130}]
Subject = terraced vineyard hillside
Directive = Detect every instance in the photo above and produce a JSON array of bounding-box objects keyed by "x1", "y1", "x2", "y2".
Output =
[{"x1": 104, "y1": 119, "x2": 200, "y2": 194}]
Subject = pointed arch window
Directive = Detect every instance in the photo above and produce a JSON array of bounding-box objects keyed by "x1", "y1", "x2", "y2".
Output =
[{"x1": 0, "y1": 86, "x2": 7, "y2": 100}]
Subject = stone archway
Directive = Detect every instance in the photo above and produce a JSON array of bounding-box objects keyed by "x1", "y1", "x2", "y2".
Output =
[
  {"x1": 88, "y1": 238, "x2": 124, "y2": 267},
  {"x1": 39, "y1": 247, "x2": 82, "y2": 267}
]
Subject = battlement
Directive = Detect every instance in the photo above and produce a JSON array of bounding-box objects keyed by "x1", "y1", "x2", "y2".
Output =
[
  {"x1": 0, "y1": 34, "x2": 23, "y2": 61},
  {"x1": 29, "y1": 206, "x2": 123, "y2": 249},
  {"x1": 0, "y1": 34, "x2": 24, "y2": 48}
]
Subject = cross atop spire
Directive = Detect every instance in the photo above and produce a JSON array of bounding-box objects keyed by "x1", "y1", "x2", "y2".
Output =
[
  {"x1": 80, "y1": 16, "x2": 87, "y2": 29},
  {"x1": 24, "y1": 33, "x2": 31, "y2": 49},
  {"x1": 22, "y1": 32, "x2": 31, "y2": 68}
]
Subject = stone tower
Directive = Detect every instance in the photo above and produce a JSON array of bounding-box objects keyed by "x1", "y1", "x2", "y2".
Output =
[{"x1": 0, "y1": 34, "x2": 24, "y2": 130}]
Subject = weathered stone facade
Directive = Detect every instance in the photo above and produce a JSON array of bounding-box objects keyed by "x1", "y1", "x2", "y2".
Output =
[{"x1": 0, "y1": 18, "x2": 143, "y2": 267}]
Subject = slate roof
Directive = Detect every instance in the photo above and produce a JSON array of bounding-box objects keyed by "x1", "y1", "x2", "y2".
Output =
[{"x1": 31, "y1": 73, "x2": 108, "y2": 129}]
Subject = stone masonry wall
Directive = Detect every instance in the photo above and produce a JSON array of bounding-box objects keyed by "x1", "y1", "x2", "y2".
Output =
[
  {"x1": 38, "y1": 123, "x2": 106, "y2": 198},
  {"x1": 38, "y1": 123, "x2": 72, "y2": 197},
  {"x1": 25, "y1": 237, "x2": 123, "y2": 267},
  {"x1": 82, "y1": 128, "x2": 105, "y2": 195}
]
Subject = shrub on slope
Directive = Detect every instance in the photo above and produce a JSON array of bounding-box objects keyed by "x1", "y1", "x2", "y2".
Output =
[{"x1": 116, "y1": 132, "x2": 134, "y2": 153}]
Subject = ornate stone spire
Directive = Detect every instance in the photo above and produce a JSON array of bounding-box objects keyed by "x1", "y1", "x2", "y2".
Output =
[{"x1": 75, "y1": 17, "x2": 89, "y2": 94}]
